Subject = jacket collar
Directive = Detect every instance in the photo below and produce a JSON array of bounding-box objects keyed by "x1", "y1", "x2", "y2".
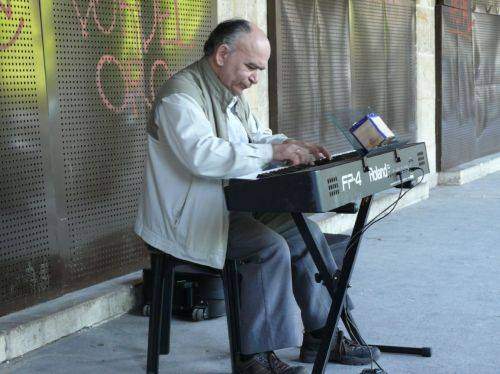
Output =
[{"x1": 199, "y1": 57, "x2": 239, "y2": 112}]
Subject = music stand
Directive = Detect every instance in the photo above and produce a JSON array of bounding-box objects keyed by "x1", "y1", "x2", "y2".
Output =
[{"x1": 325, "y1": 108, "x2": 411, "y2": 157}]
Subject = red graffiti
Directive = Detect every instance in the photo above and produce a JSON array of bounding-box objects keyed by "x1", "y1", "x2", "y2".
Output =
[
  {"x1": 149, "y1": 59, "x2": 170, "y2": 106},
  {"x1": 96, "y1": 55, "x2": 171, "y2": 115},
  {"x1": 71, "y1": 0, "x2": 128, "y2": 38},
  {"x1": 450, "y1": 0, "x2": 469, "y2": 9},
  {"x1": 447, "y1": 0, "x2": 474, "y2": 36},
  {"x1": 72, "y1": 0, "x2": 190, "y2": 114},
  {"x1": 142, "y1": 0, "x2": 170, "y2": 53},
  {"x1": 72, "y1": 0, "x2": 192, "y2": 51},
  {"x1": 365, "y1": 0, "x2": 404, "y2": 5},
  {"x1": 0, "y1": 0, "x2": 24, "y2": 51},
  {"x1": 160, "y1": 0, "x2": 192, "y2": 49},
  {"x1": 96, "y1": 55, "x2": 130, "y2": 114}
]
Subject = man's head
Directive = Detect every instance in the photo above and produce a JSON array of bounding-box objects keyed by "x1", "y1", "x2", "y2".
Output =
[{"x1": 204, "y1": 19, "x2": 271, "y2": 96}]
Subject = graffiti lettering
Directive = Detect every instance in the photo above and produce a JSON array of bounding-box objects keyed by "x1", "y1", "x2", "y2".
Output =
[
  {"x1": 71, "y1": 0, "x2": 127, "y2": 38},
  {"x1": 160, "y1": 0, "x2": 192, "y2": 49},
  {"x1": 148, "y1": 59, "x2": 170, "y2": 107},
  {"x1": 72, "y1": 0, "x2": 192, "y2": 113},
  {"x1": 0, "y1": 0, "x2": 24, "y2": 51},
  {"x1": 96, "y1": 55, "x2": 171, "y2": 115},
  {"x1": 447, "y1": 0, "x2": 474, "y2": 36},
  {"x1": 72, "y1": 0, "x2": 191, "y2": 51},
  {"x1": 142, "y1": 0, "x2": 170, "y2": 53},
  {"x1": 96, "y1": 55, "x2": 129, "y2": 113},
  {"x1": 365, "y1": 0, "x2": 405, "y2": 5}
]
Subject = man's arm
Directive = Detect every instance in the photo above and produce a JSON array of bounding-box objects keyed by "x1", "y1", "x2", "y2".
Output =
[
  {"x1": 246, "y1": 114, "x2": 288, "y2": 144},
  {"x1": 155, "y1": 94, "x2": 321, "y2": 176},
  {"x1": 155, "y1": 93, "x2": 274, "y2": 179}
]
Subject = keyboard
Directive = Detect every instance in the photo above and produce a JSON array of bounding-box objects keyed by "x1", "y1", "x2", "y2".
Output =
[
  {"x1": 256, "y1": 151, "x2": 359, "y2": 179},
  {"x1": 224, "y1": 142, "x2": 429, "y2": 213}
]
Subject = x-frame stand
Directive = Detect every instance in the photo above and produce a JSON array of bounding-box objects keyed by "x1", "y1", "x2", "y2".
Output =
[{"x1": 291, "y1": 195, "x2": 431, "y2": 374}]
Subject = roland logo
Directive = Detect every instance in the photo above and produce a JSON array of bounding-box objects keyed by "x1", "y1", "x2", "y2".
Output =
[{"x1": 368, "y1": 163, "x2": 390, "y2": 182}]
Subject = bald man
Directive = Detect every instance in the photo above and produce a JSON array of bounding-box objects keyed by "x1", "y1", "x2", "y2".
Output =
[{"x1": 135, "y1": 19, "x2": 379, "y2": 374}]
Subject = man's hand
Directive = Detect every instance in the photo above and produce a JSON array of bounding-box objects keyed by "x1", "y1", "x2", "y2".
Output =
[
  {"x1": 282, "y1": 139, "x2": 331, "y2": 160},
  {"x1": 272, "y1": 143, "x2": 315, "y2": 166}
]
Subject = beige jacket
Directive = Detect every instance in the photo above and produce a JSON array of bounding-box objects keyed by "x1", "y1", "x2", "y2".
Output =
[{"x1": 134, "y1": 58, "x2": 286, "y2": 268}]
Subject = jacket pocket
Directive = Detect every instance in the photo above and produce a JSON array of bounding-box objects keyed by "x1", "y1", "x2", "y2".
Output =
[{"x1": 173, "y1": 179, "x2": 193, "y2": 227}]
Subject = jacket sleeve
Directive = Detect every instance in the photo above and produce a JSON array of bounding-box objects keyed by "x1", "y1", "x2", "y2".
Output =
[
  {"x1": 246, "y1": 113, "x2": 288, "y2": 144},
  {"x1": 155, "y1": 93, "x2": 273, "y2": 179}
]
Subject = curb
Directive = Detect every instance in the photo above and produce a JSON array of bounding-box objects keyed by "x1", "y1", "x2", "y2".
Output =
[
  {"x1": 0, "y1": 272, "x2": 142, "y2": 364},
  {"x1": 438, "y1": 152, "x2": 500, "y2": 185}
]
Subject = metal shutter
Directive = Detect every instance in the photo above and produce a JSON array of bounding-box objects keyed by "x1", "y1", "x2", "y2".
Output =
[{"x1": 269, "y1": 0, "x2": 416, "y2": 155}]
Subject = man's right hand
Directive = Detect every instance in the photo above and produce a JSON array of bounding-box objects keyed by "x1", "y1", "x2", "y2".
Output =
[{"x1": 272, "y1": 143, "x2": 314, "y2": 166}]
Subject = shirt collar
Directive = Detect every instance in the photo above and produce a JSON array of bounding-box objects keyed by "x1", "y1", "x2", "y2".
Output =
[{"x1": 227, "y1": 96, "x2": 239, "y2": 112}]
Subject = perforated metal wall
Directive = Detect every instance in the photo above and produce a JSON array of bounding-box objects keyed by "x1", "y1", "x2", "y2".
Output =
[
  {"x1": 0, "y1": 0, "x2": 215, "y2": 315},
  {"x1": 269, "y1": 0, "x2": 416, "y2": 155},
  {"x1": 0, "y1": 0, "x2": 58, "y2": 315},
  {"x1": 46, "y1": 0, "x2": 215, "y2": 289}
]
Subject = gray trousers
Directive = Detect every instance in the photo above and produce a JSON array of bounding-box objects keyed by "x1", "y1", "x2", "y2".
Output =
[{"x1": 227, "y1": 212, "x2": 342, "y2": 354}]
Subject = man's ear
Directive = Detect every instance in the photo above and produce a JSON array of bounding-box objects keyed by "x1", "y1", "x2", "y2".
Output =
[{"x1": 214, "y1": 44, "x2": 231, "y2": 67}]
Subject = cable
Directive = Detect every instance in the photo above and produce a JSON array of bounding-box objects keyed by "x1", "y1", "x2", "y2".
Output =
[
  {"x1": 341, "y1": 167, "x2": 425, "y2": 374},
  {"x1": 344, "y1": 309, "x2": 386, "y2": 373},
  {"x1": 343, "y1": 167, "x2": 425, "y2": 259}
]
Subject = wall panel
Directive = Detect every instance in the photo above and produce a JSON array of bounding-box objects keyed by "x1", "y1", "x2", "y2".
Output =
[
  {"x1": 0, "y1": 0, "x2": 59, "y2": 315},
  {"x1": 0, "y1": 0, "x2": 215, "y2": 315},
  {"x1": 437, "y1": 1, "x2": 500, "y2": 170},
  {"x1": 270, "y1": 0, "x2": 416, "y2": 156}
]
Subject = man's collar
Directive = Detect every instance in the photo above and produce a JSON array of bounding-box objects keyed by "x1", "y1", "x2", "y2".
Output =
[
  {"x1": 199, "y1": 57, "x2": 239, "y2": 111},
  {"x1": 227, "y1": 96, "x2": 239, "y2": 112}
]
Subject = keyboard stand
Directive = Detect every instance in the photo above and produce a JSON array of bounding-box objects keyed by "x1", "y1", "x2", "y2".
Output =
[{"x1": 291, "y1": 195, "x2": 431, "y2": 374}]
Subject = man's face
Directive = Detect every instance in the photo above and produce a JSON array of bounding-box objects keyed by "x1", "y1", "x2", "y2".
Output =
[{"x1": 216, "y1": 33, "x2": 271, "y2": 96}]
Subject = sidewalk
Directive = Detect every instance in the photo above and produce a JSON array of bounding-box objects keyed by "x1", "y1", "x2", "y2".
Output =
[{"x1": 1, "y1": 172, "x2": 499, "y2": 374}]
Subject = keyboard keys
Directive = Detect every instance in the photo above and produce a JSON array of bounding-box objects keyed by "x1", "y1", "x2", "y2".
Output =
[{"x1": 257, "y1": 152, "x2": 358, "y2": 179}]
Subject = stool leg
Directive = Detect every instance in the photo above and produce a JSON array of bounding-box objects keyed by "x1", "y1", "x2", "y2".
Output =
[
  {"x1": 159, "y1": 258, "x2": 174, "y2": 354},
  {"x1": 223, "y1": 260, "x2": 241, "y2": 373},
  {"x1": 146, "y1": 252, "x2": 166, "y2": 374}
]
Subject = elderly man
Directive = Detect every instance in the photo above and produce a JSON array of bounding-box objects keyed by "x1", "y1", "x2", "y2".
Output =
[{"x1": 135, "y1": 19, "x2": 379, "y2": 374}]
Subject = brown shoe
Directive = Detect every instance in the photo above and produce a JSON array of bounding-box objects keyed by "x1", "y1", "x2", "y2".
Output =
[
  {"x1": 236, "y1": 351, "x2": 308, "y2": 374},
  {"x1": 300, "y1": 330, "x2": 380, "y2": 366}
]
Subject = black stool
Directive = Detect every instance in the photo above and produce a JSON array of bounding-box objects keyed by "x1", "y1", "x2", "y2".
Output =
[{"x1": 146, "y1": 246, "x2": 241, "y2": 374}]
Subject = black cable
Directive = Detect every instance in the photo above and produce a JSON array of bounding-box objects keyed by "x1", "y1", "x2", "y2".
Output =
[
  {"x1": 341, "y1": 167, "x2": 425, "y2": 374},
  {"x1": 343, "y1": 175, "x2": 404, "y2": 256},
  {"x1": 344, "y1": 167, "x2": 425, "y2": 259},
  {"x1": 345, "y1": 309, "x2": 386, "y2": 373},
  {"x1": 364, "y1": 167, "x2": 424, "y2": 231}
]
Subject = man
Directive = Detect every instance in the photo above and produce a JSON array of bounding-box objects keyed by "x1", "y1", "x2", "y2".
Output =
[{"x1": 135, "y1": 19, "x2": 380, "y2": 373}]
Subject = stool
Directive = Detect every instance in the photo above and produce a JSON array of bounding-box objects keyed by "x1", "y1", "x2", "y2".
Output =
[{"x1": 146, "y1": 246, "x2": 241, "y2": 374}]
